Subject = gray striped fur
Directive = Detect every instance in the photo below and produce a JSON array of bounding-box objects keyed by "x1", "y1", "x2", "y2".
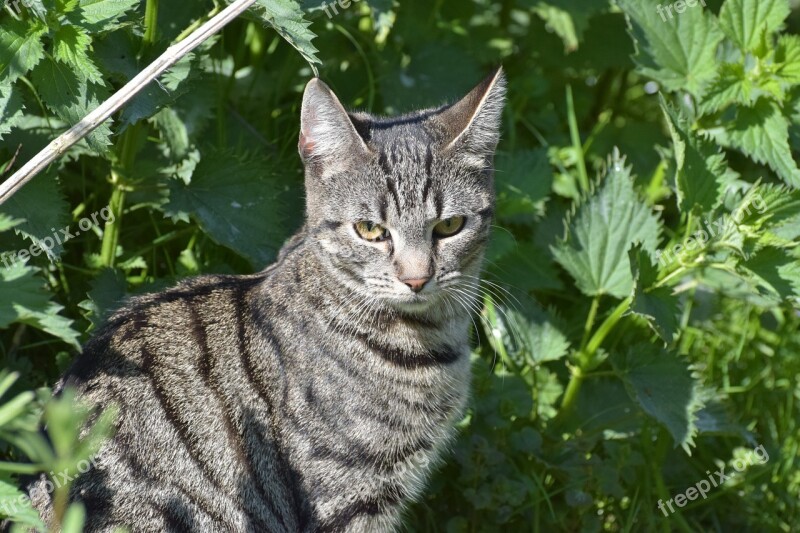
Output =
[{"x1": 29, "y1": 68, "x2": 506, "y2": 532}]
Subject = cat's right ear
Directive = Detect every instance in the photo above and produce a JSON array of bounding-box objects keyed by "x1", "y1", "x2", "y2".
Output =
[{"x1": 299, "y1": 78, "x2": 370, "y2": 174}]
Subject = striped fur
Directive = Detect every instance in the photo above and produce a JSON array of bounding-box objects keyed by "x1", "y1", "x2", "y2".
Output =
[{"x1": 29, "y1": 69, "x2": 506, "y2": 532}]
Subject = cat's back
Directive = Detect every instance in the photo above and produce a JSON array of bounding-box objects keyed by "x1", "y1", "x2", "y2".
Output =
[{"x1": 39, "y1": 270, "x2": 306, "y2": 532}]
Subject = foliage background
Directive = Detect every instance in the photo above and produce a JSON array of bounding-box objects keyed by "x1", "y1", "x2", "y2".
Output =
[{"x1": 1, "y1": 0, "x2": 800, "y2": 531}]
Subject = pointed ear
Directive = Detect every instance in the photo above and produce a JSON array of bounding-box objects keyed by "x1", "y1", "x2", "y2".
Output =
[
  {"x1": 299, "y1": 78, "x2": 371, "y2": 174},
  {"x1": 435, "y1": 67, "x2": 506, "y2": 165}
]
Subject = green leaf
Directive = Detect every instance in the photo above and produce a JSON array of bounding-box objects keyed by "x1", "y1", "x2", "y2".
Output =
[
  {"x1": 488, "y1": 241, "x2": 564, "y2": 293},
  {"x1": 661, "y1": 96, "x2": 733, "y2": 212},
  {"x1": 619, "y1": 0, "x2": 723, "y2": 97},
  {"x1": 718, "y1": 0, "x2": 789, "y2": 54},
  {"x1": 0, "y1": 83, "x2": 24, "y2": 140},
  {"x1": 700, "y1": 62, "x2": 757, "y2": 114},
  {"x1": 552, "y1": 151, "x2": 662, "y2": 298},
  {"x1": 30, "y1": 56, "x2": 112, "y2": 152},
  {"x1": 77, "y1": 0, "x2": 139, "y2": 32},
  {"x1": 250, "y1": 0, "x2": 321, "y2": 70},
  {"x1": 366, "y1": 0, "x2": 396, "y2": 44},
  {"x1": 495, "y1": 149, "x2": 553, "y2": 219},
  {"x1": 79, "y1": 268, "x2": 127, "y2": 330},
  {"x1": 60, "y1": 503, "x2": 86, "y2": 533},
  {"x1": 164, "y1": 150, "x2": 288, "y2": 267},
  {"x1": 775, "y1": 34, "x2": 800, "y2": 85},
  {"x1": 741, "y1": 246, "x2": 800, "y2": 299},
  {"x1": 0, "y1": 477, "x2": 43, "y2": 528},
  {"x1": 0, "y1": 263, "x2": 80, "y2": 348},
  {"x1": 0, "y1": 169, "x2": 70, "y2": 259},
  {"x1": 531, "y1": 0, "x2": 607, "y2": 52},
  {"x1": 0, "y1": 19, "x2": 48, "y2": 84},
  {"x1": 0, "y1": 214, "x2": 23, "y2": 234},
  {"x1": 628, "y1": 247, "x2": 679, "y2": 343},
  {"x1": 118, "y1": 52, "x2": 199, "y2": 129},
  {"x1": 614, "y1": 345, "x2": 701, "y2": 450},
  {"x1": 491, "y1": 301, "x2": 571, "y2": 365},
  {"x1": 52, "y1": 24, "x2": 104, "y2": 85},
  {"x1": 726, "y1": 98, "x2": 800, "y2": 188}
]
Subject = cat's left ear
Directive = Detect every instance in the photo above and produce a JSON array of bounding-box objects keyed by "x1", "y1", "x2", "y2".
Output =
[{"x1": 436, "y1": 67, "x2": 507, "y2": 166}]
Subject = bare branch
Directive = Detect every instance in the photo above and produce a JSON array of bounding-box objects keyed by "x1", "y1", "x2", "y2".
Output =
[{"x1": 0, "y1": 0, "x2": 258, "y2": 206}]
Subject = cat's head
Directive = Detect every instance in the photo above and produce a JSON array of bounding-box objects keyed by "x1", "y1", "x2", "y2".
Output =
[{"x1": 298, "y1": 68, "x2": 505, "y2": 314}]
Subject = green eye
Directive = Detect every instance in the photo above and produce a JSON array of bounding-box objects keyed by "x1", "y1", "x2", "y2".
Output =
[
  {"x1": 355, "y1": 221, "x2": 390, "y2": 242},
  {"x1": 433, "y1": 216, "x2": 466, "y2": 238}
]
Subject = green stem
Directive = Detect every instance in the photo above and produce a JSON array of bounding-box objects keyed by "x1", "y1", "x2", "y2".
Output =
[
  {"x1": 100, "y1": 183, "x2": 125, "y2": 268},
  {"x1": 566, "y1": 84, "x2": 589, "y2": 193},
  {"x1": 560, "y1": 296, "x2": 632, "y2": 414},
  {"x1": 585, "y1": 296, "x2": 631, "y2": 356},
  {"x1": 560, "y1": 364, "x2": 584, "y2": 415},
  {"x1": 580, "y1": 295, "x2": 600, "y2": 351},
  {"x1": 142, "y1": 0, "x2": 160, "y2": 50}
]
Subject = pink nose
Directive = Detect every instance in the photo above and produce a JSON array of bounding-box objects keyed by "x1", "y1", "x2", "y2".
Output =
[{"x1": 402, "y1": 277, "x2": 430, "y2": 293}]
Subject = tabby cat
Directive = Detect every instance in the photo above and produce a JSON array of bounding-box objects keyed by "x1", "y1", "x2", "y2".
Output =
[{"x1": 30, "y1": 67, "x2": 506, "y2": 532}]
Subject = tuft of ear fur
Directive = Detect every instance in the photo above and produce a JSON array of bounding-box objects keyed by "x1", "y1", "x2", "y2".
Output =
[
  {"x1": 434, "y1": 67, "x2": 506, "y2": 167},
  {"x1": 299, "y1": 78, "x2": 371, "y2": 175}
]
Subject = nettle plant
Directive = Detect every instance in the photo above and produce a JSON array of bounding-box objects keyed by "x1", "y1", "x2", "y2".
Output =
[
  {"x1": 0, "y1": 0, "x2": 798, "y2": 531},
  {"x1": 413, "y1": 0, "x2": 800, "y2": 531}
]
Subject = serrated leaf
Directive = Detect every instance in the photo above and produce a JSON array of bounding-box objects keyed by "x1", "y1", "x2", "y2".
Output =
[
  {"x1": 488, "y1": 241, "x2": 564, "y2": 293},
  {"x1": 0, "y1": 214, "x2": 23, "y2": 233},
  {"x1": 615, "y1": 345, "x2": 701, "y2": 450},
  {"x1": 661, "y1": 96, "x2": 733, "y2": 212},
  {"x1": 726, "y1": 98, "x2": 800, "y2": 188},
  {"x1": 619, "y1": 0, "x2": 723, "y2": 97},
  {"x1": 164, "y1": 150, "x2": 287, "y2": 267},
  {"x1": 0, "y1": 263, "x2": 80, "y2": 349},
  {"x1": 52, "y1": 24, "x2": 104, "y2": 85},
  {"x1": 0, "y1": 169, "x2": 70, "y2": 259},
  {"x1": 552, "y1": 151, "x2": 661, "y2": 298},
  {"x1": 30, "y1": 56, "x2": 112, "y2": 152},
  {"x1": 628, "y1": 246, "x2": 679, "y2": 343},
  {"x1": 0, "y1": 83, "x2": 24, "y2": 140},
  {"x1": 741, "y1": 246, "x2": 800, "y2": 299},
  {"x1": 106, "y1": 38, "x2": 202, "y2": 130},
  {"x1": 491, "y1": 301, "x2": 571, "y2": 365},
  {"x1": 57, "y1": 0, "x2": 80, "y2": 13},
  {"x1": 251, "y1": 0, "x2": 321, "y2": 70},
  {"x1": 496, "y1": 149, "x2": 553, "y2": 219},
  {"x1": 77, "y1": 0, "x2": 139, "y2": 32},
  {"x1": 0, "y1": 19, "x2": 48, "y2": 84},
  {"x1": 700, "y1": 63, "x2": 756, "y2": 114},
  {"x1": 0, "y1": 476, "x2": 43, "y2": 528},
  {"x1": 718, "y1": 0, "x2": 789, "y2": 54},
  {"x1": 775, "y1": 34, "x2": 800, "y2": 85},
  {"x1": 79, "y1": 268, "x2": 127, "y2": 330}
]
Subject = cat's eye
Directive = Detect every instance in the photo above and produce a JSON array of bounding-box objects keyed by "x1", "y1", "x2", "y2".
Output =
[
  {"x1": 355, "y1": 221, "x2": 390, "y2": 242},
  {"x1": 433, "y1": 216, "x2": 466, "y2": 238}
]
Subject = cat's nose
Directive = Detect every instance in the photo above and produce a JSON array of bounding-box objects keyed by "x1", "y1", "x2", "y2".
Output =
[{"x1": 402, "y1": 277, "x2": 430, "y2": 293}]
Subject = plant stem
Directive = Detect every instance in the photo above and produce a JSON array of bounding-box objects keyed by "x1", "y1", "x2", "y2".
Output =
[
  {"x1": 566, "y1": 84, "x2": 589, "y2": 193},
  {"x1": 142, "y1": 0, "x2": 160, "y2": 50},
  {"x1": 100, "y1": 180, "x2": 125, "y2": 268},
  {"x1": 560, "y1": 296, "x2": 632, "y2": 414},
  {"x1": 585, "y1": 296, "x2": 631, "y2": 355},
  {"x1": 580, "y1": 295, "x2": 600, "y2": 351}
]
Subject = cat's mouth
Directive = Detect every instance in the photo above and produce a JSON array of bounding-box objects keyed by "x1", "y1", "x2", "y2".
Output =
[{"x1": 385, "y1": 291, "x2": 440, "y2": 313}]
